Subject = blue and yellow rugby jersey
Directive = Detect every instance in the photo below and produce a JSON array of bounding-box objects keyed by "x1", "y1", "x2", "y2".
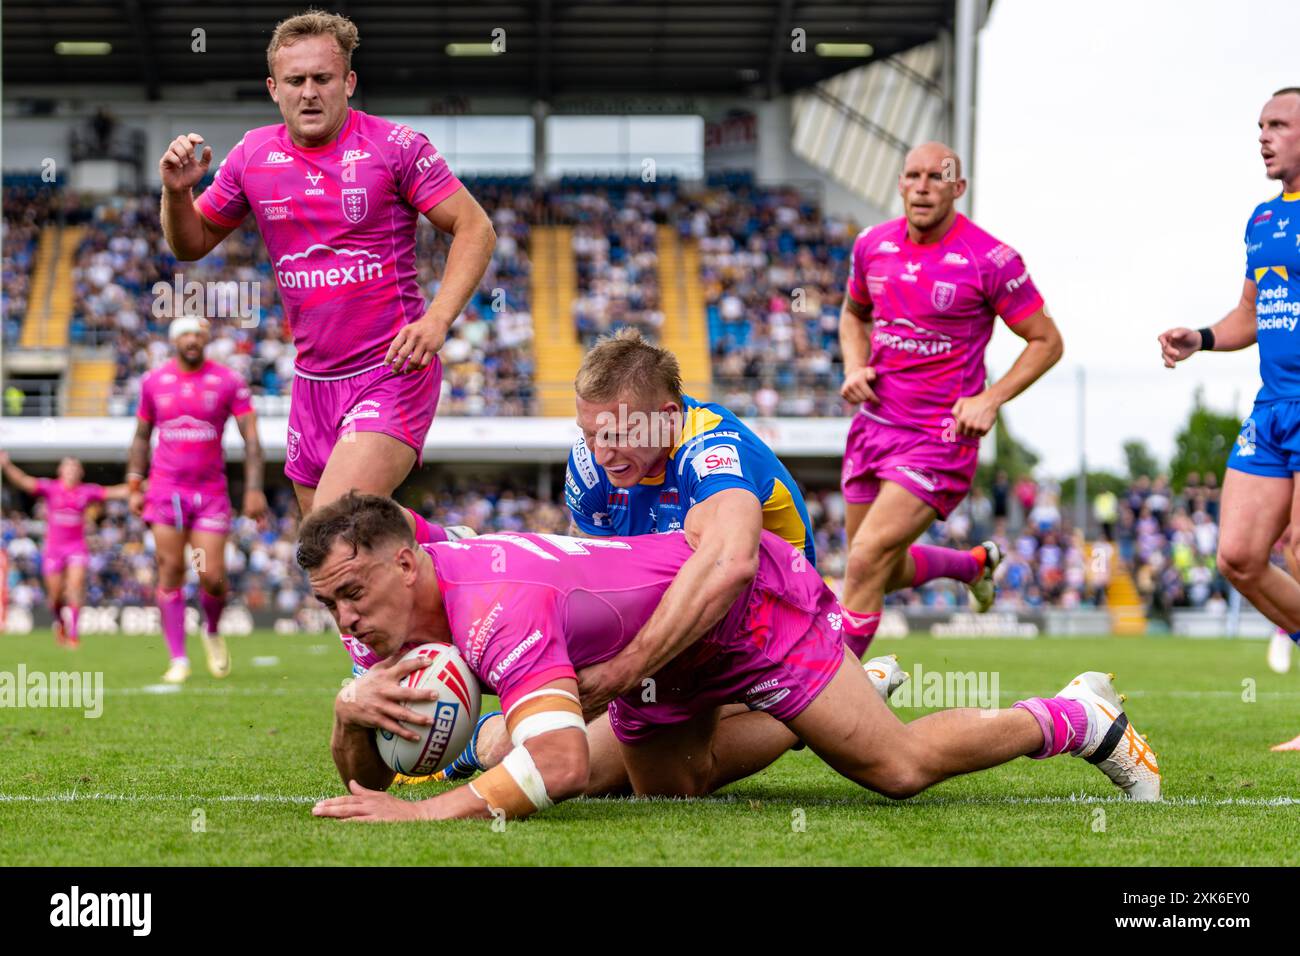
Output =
[
  {"x1": 1247, "y1": 190, "x2": 1300, "y2": 402},
  {"x1": 564, "y1": 394, "x2": 817, "y2": 563}
]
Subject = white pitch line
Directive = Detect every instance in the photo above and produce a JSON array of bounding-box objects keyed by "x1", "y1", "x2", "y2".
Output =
[{"x1": 1, "y1": 793, "x2": 1298, "y2": 808}]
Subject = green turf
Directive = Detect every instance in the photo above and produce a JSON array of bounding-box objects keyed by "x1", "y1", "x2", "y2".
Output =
[{"x1": 1, "y1": 629, "x2": 1298, "y2": 865}]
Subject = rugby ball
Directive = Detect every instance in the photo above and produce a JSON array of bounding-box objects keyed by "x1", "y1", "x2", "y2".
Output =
[{"x1": 374, "y1": 643, "x2": 481, "y2": 777}]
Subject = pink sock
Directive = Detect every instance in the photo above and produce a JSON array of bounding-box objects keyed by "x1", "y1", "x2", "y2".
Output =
[
  {"x1": 840, "y1": 607, "x2": 882, "y2": 657},
  {"x1": 158, "y1": 587, "x2": 188, "y2": 661},
  {"x1": 909, "y1": 544, "x2": 983, "y2": 587},
  {"x1": 1013, "y1": 697, "x2": 1089, "y2": 758},
  {"x1": 406, "y1": 507, "x2": 446, "y2": 544},
  {"x1": 66, "y1": 605, "x2": 80, "y2": 641},
  {"x1": 200, "y1": 589, "x2": 225, "y2": 635}
]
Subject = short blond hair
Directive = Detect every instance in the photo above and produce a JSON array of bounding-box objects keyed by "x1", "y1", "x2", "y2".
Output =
[
  {"x1": 575, "y1": 327, "x2": 683, "y2": 407},
  {"x1": 266, "y1": 9, "x2": 360, "y2": 77}
]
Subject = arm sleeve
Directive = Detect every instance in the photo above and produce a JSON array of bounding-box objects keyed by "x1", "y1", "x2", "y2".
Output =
[
  {"x1": 1244, "y1": 210, "x2": 1256, "y2": 279},
  {"x1": 193, "y1": 137, "x2": 251, "y2": 229},
  {"x1": 394, "y1": 127, "x2": 464, "y2": 215},
  {"x1": 474, "y1": 588, "x2": 575, "y2": 713},
  {"x1": 85, "y1": 484, "x2": 107, "y2": 504},
  {"x1": 564, "y1": 440, "x2": 614, "y2": 536},
  {"x1": 32, "y1": 478, "x2": 52, "y2": 499},
  {"x1": 136, "y1": 377, "x2": 156, "y2": 425},
  {"x1": 228, "y1": 373, "x2": 254, "y2": 418},
  {"x1": 987, "y1": 244, "x2": 1045, "y2": 326},
  {"x1": 844, "y1": 230, "x2": 873, "y2": 308}
]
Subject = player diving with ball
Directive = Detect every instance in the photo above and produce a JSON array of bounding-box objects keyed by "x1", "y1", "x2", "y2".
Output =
[{"x1": 305, "y1": 493, "x2": 1160, "y2": 824}]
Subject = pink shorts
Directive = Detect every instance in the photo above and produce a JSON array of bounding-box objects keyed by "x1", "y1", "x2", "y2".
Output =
[
  {"x1": 285, "y1": 361, "x2": 441, "y2": 489},
  {"x1": 42, "y1": 550, "x2": 88, "y2": 576},
  {"x1": 840, "y1": 412, "x2": 978, "y2": 519},
  {"x1": 142, "y1": 487, "x2": 232, "y2": 533},
  {"x1": 607, "y1": 586, "x2": 846, "y2": 744}
]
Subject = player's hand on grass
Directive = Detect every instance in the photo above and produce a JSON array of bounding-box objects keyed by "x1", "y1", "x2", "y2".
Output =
[
  {"x1": 840, "y1": 366, "x2": 879, "y2": 404},
  {"x1": 242, "y1": 488, "x2": 268, "y2": 522},
  {"x1": 335, "y1": 654, "x2": 440, "y2": 740},
  {"x1": 1158, "y1": 327, "x2": 1201, "y2": 368},
  {"x1": 950, "y1": 391, "x2": 1000, "y2": 439},
  {"x1": 385, "y1": 315, "x2": 449, "y2": 374},
  {"x1": 159, "y1": 133, "x2": 212, "y2": 194},
  {"x1": 312, "y1": 780, "x2": 426, "y2": 822}
]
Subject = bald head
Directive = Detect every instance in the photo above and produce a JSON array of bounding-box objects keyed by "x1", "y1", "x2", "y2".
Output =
[
  {"x1": 1261, "y1": 89, "x2": 1300, "y2": 189},
  {"x1": 898, "y1": 140, "x2": 966, "y2": 241}
]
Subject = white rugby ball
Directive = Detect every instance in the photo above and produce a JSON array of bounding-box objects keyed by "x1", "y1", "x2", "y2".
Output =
[{"x1": 374, "y1": 643, "x2": 481, "y2": 777}]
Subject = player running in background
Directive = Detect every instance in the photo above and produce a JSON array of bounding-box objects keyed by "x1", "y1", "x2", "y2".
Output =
[
  {"x1": 0, "y1": 453, "x2": 131, "y2": 647},
  {"x1": 437, "y1": 328, "x2": 905, "y2": 790},
  {"x1": 127, "y1": 317, "x2": 267, "y2": 684},
  {"x1": 837, "y1": 142, "x2": 1063, "y2": 650},
  {"x1": 302, "y1": 494, "x2": 1159, "y2": 823},
  {"x1": 1159, "y1": 88, "x2": 1300, "y2": 753},
  {"x1": 157, "y1": 10, "x2": 493, "y2": 524}
]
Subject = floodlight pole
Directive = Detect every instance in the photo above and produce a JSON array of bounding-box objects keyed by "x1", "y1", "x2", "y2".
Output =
[
  {"x1": 1076, "y1": 365, "x2": 1088, "y2": 534},
  {"x1": 953, "y1": 0, "x2": 980, "y2": 215}
]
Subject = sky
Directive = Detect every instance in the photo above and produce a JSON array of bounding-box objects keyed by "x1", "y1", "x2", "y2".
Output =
[{"x1": 974, "y1": 0, "x2": 1295, "y2": 478}]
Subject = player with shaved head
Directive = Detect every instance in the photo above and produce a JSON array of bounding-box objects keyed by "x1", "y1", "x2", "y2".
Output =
[{"x1": 836, "y1": 141, "x2": 1064, "y2": 651}]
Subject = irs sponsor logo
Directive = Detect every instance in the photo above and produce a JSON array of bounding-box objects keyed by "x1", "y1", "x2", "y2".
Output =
[
  {"x1": 691, "y1": 443, "x2": 743, "y2": 479},
  {"x1": 340, "y1": 149, "x2": 372, "y2": 163},
  {"x1": 1254, "y1": 209, "x2": 1274, "y2": 226},
  {"x1": 931, "y1": 280, "x2": 957, "y2": 312},
  {"x1": 607, "y1": 489, "x2": 631, "y2": 509},
  {"x1": 342, "y1": 187, "x2": 368, "y2": 223},
  {"x1": 494, "y1": 629, "x2": 544, "y2": 677},
  {"x1": 263, "y1": 151, "x2": 295, "y2": 165},
  {"x1": 274, "y1": 244, "x2": 385, "y2": 290}
]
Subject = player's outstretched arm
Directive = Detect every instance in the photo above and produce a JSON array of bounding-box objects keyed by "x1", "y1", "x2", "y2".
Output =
[
  {"x1": 577, "y1": 490, "x2": 763, "y2": 714},
  {"x1": 0, "y1": 452, "x2": 39, "y2": 495},
  {"x1": 101, "y1": 482, "x2": 134, "y2": 501},
  {"x1": 234, "y1": 412, "x2": 268, "y2": 520},
  {"x1": 158, "y1": 133, "x2": 237, "y2": 261},
  {"x1": 316, "y1": 680, "x2": 588, "y2": 822},
  {"x1": 952, "y1": 307, "x2": 1064, "y2": 439},
  {"x1": 1158, "y1": 278, "x2": 1258, "y2": 367}
]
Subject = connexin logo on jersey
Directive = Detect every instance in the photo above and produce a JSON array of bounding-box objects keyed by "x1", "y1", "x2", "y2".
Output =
[{"x1": 274, "y1": 244, "x2": 385, "y2": 290}]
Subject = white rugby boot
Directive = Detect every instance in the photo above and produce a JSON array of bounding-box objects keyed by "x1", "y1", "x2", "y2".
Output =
[
  {"x1": 202, "y1": 633, "x2": 231, "y2": 678},
  {"x1": 1057, "y1": 671, "x2": 1161, "y2": 802},
  {"x1": 864, "y1": 654, "x2": 909, "y2": 702},
  {"x1": 1267, "y1": 630, "x2": 1293, "y2": 675},
  {"x1": 162, "y1": 658, "x2": 191, "y2": 685},
  {"x1": 967, "y1": 540, "x2": 1002, "y2": 613}
]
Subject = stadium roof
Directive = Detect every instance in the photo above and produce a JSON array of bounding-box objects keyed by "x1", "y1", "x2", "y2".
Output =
[{"x1": 4, "y1": 1, "x2": 957, "y2": 100}]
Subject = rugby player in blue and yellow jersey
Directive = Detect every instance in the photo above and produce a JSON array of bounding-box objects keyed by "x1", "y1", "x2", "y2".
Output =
[{"x1": 1159, "y1": 87, "x2": 1300, "y2": 751}]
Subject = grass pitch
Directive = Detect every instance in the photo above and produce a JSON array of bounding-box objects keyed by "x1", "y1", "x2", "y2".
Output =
[{"x1": 1, "y1": 629, "x2": 1298, "y2": 866}]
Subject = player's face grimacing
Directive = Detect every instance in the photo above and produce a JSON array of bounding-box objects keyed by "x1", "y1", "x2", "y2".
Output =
[
  {"x1": 1259, "y1": 93, "x2": 1300, "y2": 183},
  {"x1": 898, "y1": 142, "x2": 966, "y2": 236},
  {"x1": 267, "y1": 34, "x2": 357, "y2": 147},
  {"x1": 308, "y1": 540, "x2": 417, "y2": 659},
  {"x1": 576, "y1": 393, "x2": 680, "y2": 487}
]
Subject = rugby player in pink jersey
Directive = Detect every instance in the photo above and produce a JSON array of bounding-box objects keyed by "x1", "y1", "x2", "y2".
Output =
[
  {"x1": 157, "y1": 10, "x2": 493, "y2": 533},
  {"x1": 0, "y1": 453, "x2": 131, "y2": 648},
  {"x1": 127, "y1": 317, "x2": 267, "y2": 684},
  {"x1": 303, "y1": 493, "x2": 1158, "y2": 823},
  {"x1": 837, "y1": 142, "x2": 1063, "y2": 650}
]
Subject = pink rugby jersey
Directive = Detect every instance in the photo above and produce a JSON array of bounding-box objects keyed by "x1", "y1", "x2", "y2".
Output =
[
  {"x1": 35, "y1": 479, "x2": 105, "y2": 554},
  {"x1": 426, "y1": 531, "x2": 826, "y2": 712},
  {"x1": 195, "y1": 109, "x2": 463, "y2": 378},
  {"x1": 846, "y1": 213, "x2": 1045, "y2": 446},
  {"x1": 138, "y1": 359, "x2": 252, "y2": 492}
]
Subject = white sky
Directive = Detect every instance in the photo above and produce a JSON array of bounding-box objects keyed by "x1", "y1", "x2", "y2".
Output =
[{"x1": 974, "y1": 0, "x2": 1294, "y2": 477}]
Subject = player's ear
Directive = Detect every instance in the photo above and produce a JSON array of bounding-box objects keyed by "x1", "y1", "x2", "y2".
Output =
[
  {"x1": 345, "y1": 71, "x2": 357, "y2": 98},
  {"x1": 952, "y1": 178, "x2": 968, "y2": 199},
  {"x1": 266, "y1": 76, "x2": 278, "y2": 102}
]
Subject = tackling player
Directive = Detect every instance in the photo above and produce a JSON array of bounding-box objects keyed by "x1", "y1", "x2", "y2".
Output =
[
  {"x1": 157, "y1": 10, "x2": 494, "y2": 523},
  {"x1": 0, "y1": 453, "x2": 131, "y2": 647},
  {"x1": 1158, "y1": 87, "x2": 1300, "y2": 753},
  {"x1": 837, "y1": 141, "x2": 1063, "y2": 650},
  {"x1": 303, "y1": 493, "x2": 1159, "y2": 823},
  {"x1": 127, "y1": 317, "x2": 266, "y2": 683}
]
